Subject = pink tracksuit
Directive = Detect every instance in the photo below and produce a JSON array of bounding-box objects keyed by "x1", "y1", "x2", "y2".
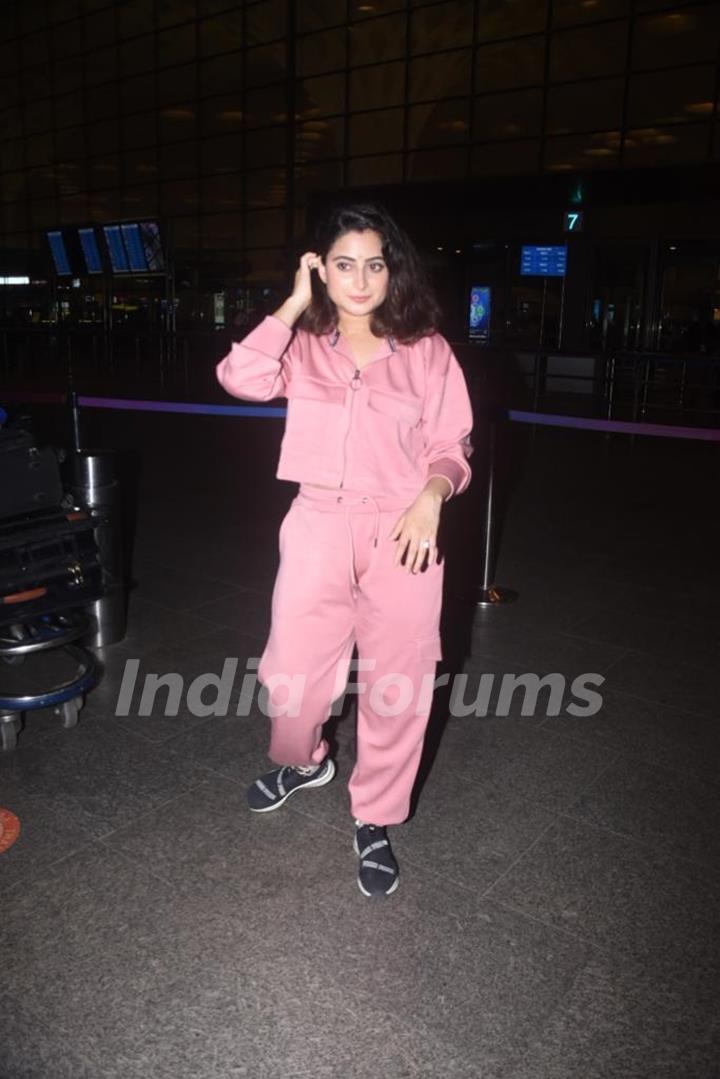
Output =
[{"x1": 216, "y1": 315, "x2": 473, "y2": 824}]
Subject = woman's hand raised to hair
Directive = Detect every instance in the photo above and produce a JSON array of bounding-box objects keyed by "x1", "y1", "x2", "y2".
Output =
[{"x1": 273, "y1": 252, "x2": 321, "y2": 329}]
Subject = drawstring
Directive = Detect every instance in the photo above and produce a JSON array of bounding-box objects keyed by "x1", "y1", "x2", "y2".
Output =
[{"x1": 336, "y1": 494, "x2": 381, "y2": 590}]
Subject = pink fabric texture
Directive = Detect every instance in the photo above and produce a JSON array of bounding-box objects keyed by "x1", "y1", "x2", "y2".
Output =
[
  {"x1": 216, "y1": 315, "x2": 473, "y2": 501},
  {"x1": 258, "y1": 487, "x2": 444, "y2": 826}
]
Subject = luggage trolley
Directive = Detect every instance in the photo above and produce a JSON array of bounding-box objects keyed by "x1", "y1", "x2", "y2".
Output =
[{"x1": 0, "y1": 416, "x2": 111, "y2": 751}]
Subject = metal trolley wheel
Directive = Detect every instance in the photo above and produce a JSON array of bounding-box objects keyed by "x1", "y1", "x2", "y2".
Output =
[{"x1": 0, "y1": 613, "x2": 99, "y2": 751}]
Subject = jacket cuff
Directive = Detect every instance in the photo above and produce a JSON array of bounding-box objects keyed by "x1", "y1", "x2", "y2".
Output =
[{"x1": 426, "y1": 457, "x2": 469, "y2": 499}]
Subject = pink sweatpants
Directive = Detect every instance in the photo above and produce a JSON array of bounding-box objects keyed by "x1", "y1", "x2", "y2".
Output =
[{"x1": 257, "y1": 486, "x2": 444, "y2": 826}]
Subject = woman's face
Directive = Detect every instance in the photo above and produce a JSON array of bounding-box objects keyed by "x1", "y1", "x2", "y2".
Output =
[{"x1": 318, "y1": 229, "x2": 389, "y2": 321}]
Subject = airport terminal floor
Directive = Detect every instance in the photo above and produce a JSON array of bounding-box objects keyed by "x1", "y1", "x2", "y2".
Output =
[{"x1": 1, "y1": 408, "x2": 719, "y2": 1078}]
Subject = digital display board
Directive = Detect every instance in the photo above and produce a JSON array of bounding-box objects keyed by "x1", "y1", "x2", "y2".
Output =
[
  {"x1": 101, "y1": 221, "x2": 164, "y2": 274},
  {"x1": 468, "y1": 285, "x2": 491, "y2": 341},
  {"x1": 103, "y1": 225, "x2": 130, "y2": 273},
  {"x1": 520, "y1": 245, "x2": 567, "y2": 277},
  {"x1": 78, "y1": 227, "x2": 103, "y2": 274},
  {"x1": 47, "y1": 231, "x2": 73, "y2": 276}
]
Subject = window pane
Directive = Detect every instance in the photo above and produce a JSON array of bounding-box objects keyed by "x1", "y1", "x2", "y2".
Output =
[
  {"x1": 476, "y1": 0, "x2": 547, "y2": 41},
  {"x1": 26, "y1": 134, "x2": 54, "y2": 167},
  {"x1": 350, "y1": 14, "x2": 406, "y2": 65},
  {"x1": 476, "y1": 38, "x2": 545, "y2": 92},
  {"x1": 122, "y1": 112, "x2": 158, "y2": 149},
  {"x1": 202, "y1": 212, "x2": 243, "y2": 249},
  {"x1": 202, "y1": 173, "x2": 242, "y2": 211},
  {"x1": 158, "y1": 64, "x2": 198, "y2": 105},
  {"x1": 245, "y1": 42, "x2": 287, "y2": 86},
  {"x1": 202, "y1": 131, "x2": 244, "y2": 173},
  {"x1": 200, "y1": 53, "x2": 244, "y2": 96},
  {"x1": 119, "y1": 35, "x2": 155, "y2": 77},
  {"x1": 297, "y1": 74, "x2": 345, "y2": 119},
  {"x1": 159, "y1": 104, "x2": 197, "y2": 142},
  {"x1": 350, "y1": 61, "x2": 405, "y2": 111},
  {"x1": 411, "y1": 1, "x2": 473, "y2": 53},
  {"x1": 199, "y1": 13, "x2": 243, "y2": 56},
  {"x1": 632, "y1": 7, "x2": 720, "y2": 69},
  {"x1": 53, "y1": 56, "x2": 83, "y2": 92},
  {"x1": 553, "y1": 0, "x2": 629, "y2": 26},
  {"x1": 246, "y1": 208, "x2": 285, "y2": 247},
  {"x1": 161, "y1": 141, "x2": 200, "y2": 178},
  {"x1": 295, "y1": 118, "x2": 344, "y2": 160},
  {"x1": 297, "y1": 29, "x2": 346, "y2": 76},
  {"x1": 349, "y1": 109, "x2": 404, "y2": 155},
  {"x1": 88, "y1": 155, "x2": 121, "y2": 189},
  {"x1": 246, "y1": 125, "x2": 286, "y2": 166},
  {"x1": 544, "y1": 131, "x2": 621, "y2": 170},
  {"x1": 550, "y1": 22, "x2": 629, "y2": 81},
  {"x1": 245, "y1": 85, "x2": 287, "y2": 128},
  {"x1": 627, "y1": 66, "x2": 715, "y2": 127},
  {"x1": 246, "y1": 167, "x2": 288, "y2": 208},
  {"x1": 474, "y1": 89, "x2": 543, "y2": 141},
  {"x1": 546, "y1": 78, "x2": 625, "y2": 135},
  {"x1": 117, "y1": 0, "x2": 154, "y2": 39},
  {"x1": 409, "y1": 99, "x2": 470, "y2": 148},
  {"x1": 86, "y1": 85, "x2": 118, "y2": 122},
  {"x1": 293, "y1": 160, "x2": 343, "y2": 202},
  {"x1": 125, "y1": 148, "x2": 159, "y2": 185},
  {"x1": 623, "y1": 123, "x2": 709, "y2": 166},
  {"x1": 158, "y1": 24, "x2": 197, "y2": 67},
  {"x1": 247, "y1": 0, "x2": 287, "y2": 43},
  {"x1": 85, "y1": 45, "x2": 118, "y2": 86},
  {"x1": 409, "y1": 50, "x2": 472, "y2": 102},
  {"x1": 24, "y1": 99, "x2": 53, "y2": 134},
  {"x1": 406, "y1": 146, "x2": 468, "y2": 181},
  {"x1": 298, "y1": 0, "x2": 345, "y2": 32},
  {"x1": 53, "y1": 20, "x2": 82, "y2": 57},
  {"x1": 472, "y1": 140, "x2": 540, "y2": 176},
  {"x1": 28, "y1": 166, "x2": 56, "y2": 198},
  {"x1": 348, "y1": 153, "x2": 403, "y2": 186},
  {"x1": 202, "y1": 96, "x2": 246, "y2": 136},
  {"x1": 84, "y1": 9, "x2": 116, "y2": 49},
  {"x1": 121, "y1": 185, "x2": 158, "y2": 216},
  {"x1": 160, "y1": 175, "x2": 198, "y2": 211},
  {"x1": 88, "y1": 119, "x2": 120, "y2": 155},
  {"x1": 156, "y1": 0, "x2": 196, "y2": 28},
  {"x1": 121, "y1": 74, "x2": 155, "y2": 114},
  {"x1": 349, "y1": 0, "x2": 405, "y2": 18}
]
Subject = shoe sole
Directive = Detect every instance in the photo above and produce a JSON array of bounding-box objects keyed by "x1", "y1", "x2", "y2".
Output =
[
  {"x1": 248, "y1": 759, "x2": 336, "y2": 813},
  {"x1": 353, "y1": 834, "x2": 399, "y2": 897}
]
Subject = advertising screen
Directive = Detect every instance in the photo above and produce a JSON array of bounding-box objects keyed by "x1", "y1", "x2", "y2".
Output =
[
  {"x1": 101, "y1": 221, "x2": 164, "y2": 274},
  {"x1": 520, "y1": 245, "x2": 567, "y2": 277},
  {"x1": 468, "y1": 285, "x2": 491, "y2": 340}
]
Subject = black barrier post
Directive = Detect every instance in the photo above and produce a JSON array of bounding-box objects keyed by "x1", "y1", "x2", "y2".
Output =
[{"x1": 476, "y1": 419, "x2": 518, "y2": 608}]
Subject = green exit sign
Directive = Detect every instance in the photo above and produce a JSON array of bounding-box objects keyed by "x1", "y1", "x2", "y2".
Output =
[{"x1": 563, "y1": 210, "x2": 584, "y2": 233}]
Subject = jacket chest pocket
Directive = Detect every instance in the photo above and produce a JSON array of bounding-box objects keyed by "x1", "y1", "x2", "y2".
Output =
[
  {"x1": 367, "y1": 388, "x2": 423, "y2": 453},
  {"x1": 285, "y1": 377, "x2": 347, "y2": 456}
]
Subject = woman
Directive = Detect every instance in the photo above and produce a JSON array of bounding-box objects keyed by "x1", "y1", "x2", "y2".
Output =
[{"x1": 216, "y1": 203, "x2": 473, "y2": 897}]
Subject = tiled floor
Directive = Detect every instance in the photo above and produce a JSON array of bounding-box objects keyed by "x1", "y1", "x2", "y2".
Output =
[{"x1": 1, "y1": 411, "x2": 719, "y2": 1078}]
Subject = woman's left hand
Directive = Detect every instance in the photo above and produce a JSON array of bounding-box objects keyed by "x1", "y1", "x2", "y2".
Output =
[{"x1": 390, "y1": 480, "x2": 450, "y2": 573}]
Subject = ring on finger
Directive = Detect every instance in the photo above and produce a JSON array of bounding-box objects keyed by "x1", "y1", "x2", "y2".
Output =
[{"x1": 420, "y1": 539, "x2": 431, "y2": 550}]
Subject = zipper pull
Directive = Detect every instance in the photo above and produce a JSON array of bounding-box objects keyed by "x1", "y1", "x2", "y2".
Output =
[{"x1": 351, "y1": 368, "x2": 361, "y2": 390}]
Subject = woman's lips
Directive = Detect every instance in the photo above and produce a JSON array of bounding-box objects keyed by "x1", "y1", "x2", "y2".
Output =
[{"x1": 349, "y1": 295, "x2": 371, "y2": 302}]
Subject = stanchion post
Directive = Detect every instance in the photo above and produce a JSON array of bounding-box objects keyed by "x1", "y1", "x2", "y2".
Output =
[{"x1": 476, "y1": 419, "x2": 518, "y2": 607}]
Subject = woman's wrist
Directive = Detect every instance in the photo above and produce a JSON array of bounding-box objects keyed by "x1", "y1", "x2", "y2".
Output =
[
  {"x1": 422, "y1": 476, "x2": 451, "y2": 503},
  {"x1": 273, "y1": 298, "x2": 306, "y2": 328}
]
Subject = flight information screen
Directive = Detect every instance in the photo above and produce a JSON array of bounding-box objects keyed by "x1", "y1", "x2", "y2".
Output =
[{"x1": 520, "y1": 245, "x2": 567, "y2": 277}]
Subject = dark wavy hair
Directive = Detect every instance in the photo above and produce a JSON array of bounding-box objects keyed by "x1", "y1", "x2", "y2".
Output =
[{"x1": 298, "y1": 202, "x2": 441, "y2": 344}]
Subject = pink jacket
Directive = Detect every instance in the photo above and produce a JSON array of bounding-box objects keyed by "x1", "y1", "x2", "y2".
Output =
[{"x1": 216, "y1": 315, "x2": 473, "y2": 502}]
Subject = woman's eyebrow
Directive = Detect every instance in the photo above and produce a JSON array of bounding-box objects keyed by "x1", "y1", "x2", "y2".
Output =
[{"x1": 330, "y1": 254, "x2": 385, "y2": 262}]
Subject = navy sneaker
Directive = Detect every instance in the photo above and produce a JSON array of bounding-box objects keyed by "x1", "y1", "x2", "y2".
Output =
[
  {"x1": 354, "y1": 822, "x2": 399, "y2": 897},
  {"x1": 247, "y1": 758, "x2": 336, "y2": 813}
]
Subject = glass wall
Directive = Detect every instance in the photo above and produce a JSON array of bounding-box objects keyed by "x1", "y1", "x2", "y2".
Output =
[{"x1": 0, "y1": 0, "x2": 718, "y2": 323}]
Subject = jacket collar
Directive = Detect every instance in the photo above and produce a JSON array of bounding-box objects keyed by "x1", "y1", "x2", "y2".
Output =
[{"x1": 328, "y1": 326, "x2": 397, "y2": 354}]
